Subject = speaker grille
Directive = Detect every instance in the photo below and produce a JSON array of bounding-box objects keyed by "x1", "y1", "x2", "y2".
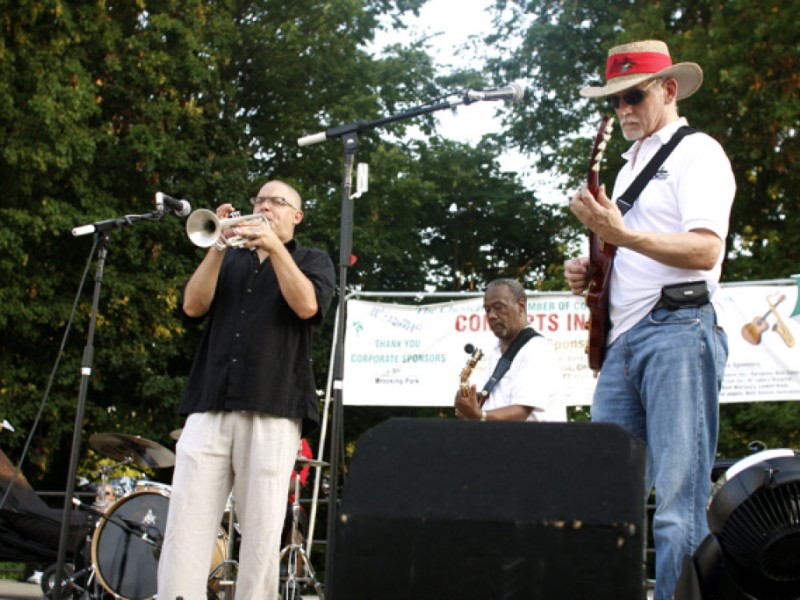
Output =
[{"x1": 721, "y1": 481, "x2": 800, "y2": 583}]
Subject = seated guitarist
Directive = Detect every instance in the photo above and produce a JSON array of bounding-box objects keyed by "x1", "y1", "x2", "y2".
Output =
[
  {"x1": 454, "y1": 278, "x2": 563, "y2": 422},
  {"x1": 564, "y1": 40, "x2": 735, "y2": 600}
]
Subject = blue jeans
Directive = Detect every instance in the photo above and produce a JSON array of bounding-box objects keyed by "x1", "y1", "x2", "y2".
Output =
[{"x1": 592, "y1": 303, "x2": 728, "y2": 600}]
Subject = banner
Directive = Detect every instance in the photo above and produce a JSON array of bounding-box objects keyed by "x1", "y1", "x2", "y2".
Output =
[
  {"x1": 718, "y1": 278, "x2": 800, "y2": 401},
  {"x1": 342, "y1": 278, "x2": 800, "y2": 409}
]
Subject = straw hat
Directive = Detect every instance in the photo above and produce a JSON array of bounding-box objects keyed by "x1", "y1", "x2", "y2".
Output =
[{"x1": 580, "y1": 40, "x2": 703, "y2": 100}]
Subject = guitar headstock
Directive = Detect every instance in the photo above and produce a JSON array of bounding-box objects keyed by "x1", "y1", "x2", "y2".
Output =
[{"x1": 588, "y1": 116, "x2": 615, "y2": 197}]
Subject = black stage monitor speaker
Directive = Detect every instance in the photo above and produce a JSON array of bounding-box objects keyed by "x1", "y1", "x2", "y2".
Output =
[{"x1": 330, "y1": 418, "x2": 647, "y2": 600}]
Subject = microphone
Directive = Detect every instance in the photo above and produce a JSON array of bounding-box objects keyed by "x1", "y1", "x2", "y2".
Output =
[
  {"x1": 464, "y1": 344, "x2": 475, "y2": 354},
  {"x1": 464, "y1": 82, "x2": 524, "y2": 104},
  {"x1": 155, "y1": 192, "x2": 192, "y2": 217}
]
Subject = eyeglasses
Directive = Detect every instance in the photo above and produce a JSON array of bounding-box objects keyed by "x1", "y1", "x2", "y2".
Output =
[
  {"x1": 249, "y1": 196, "x2": 299, "y2": 210},
  {"x1": 606, "y1": 79, "x2": 661, "y2": 109}
]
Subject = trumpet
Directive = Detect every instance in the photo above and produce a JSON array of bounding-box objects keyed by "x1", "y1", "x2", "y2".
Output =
[{"x1": 185, "y1": 208, "x2": 267, "y2": 248}]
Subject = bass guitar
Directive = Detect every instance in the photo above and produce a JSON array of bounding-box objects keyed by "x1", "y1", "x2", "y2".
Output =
[{"x1": 584, "y1": 116, "x2": 615, "y2": 371}]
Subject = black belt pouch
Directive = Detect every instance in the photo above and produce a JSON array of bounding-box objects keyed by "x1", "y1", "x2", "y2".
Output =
[{"x1": 658, "y1": 280, "x2": 710, "y2": 309}]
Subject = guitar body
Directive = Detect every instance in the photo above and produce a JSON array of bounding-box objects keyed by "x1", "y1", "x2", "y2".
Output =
[
  {"x1": 584, "y1": 116, "x2": 616, "y2": 371},
  {"x1": 741, "y1": 318, "x2": 767, "y2": 345}
]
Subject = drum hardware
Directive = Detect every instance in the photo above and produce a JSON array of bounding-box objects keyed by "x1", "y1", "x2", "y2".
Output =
[
  {"x1": 40, "y1": 560, "x2": 100, "y2": 599},
  {"x1": 207, "y1": 491, "x2": 239, "y2": 599},
  {"x1": 91, "y1": 458, "x2": 135, "y2": 511},
  {"x1": 82, "y1": 489, "x2": 167, "y2": 600},
  {"x1": 73, "y1": 486, "x2": 228, "y2": 600},
  {"x1": 89, "y1": 432, "x2": 176, "y2": 469},
  {"x1": 73, "y1": 496, "x2": 163, "y2": 550},
  {"x1": 63, "y1": 495, "x2": 165, "y2": 600},
  {"x1": 279, "y1": 458, "x2": 328, "y2": 600},
  {"x1": 39, "y1": 512, "x2": 105, "y2": 600}
]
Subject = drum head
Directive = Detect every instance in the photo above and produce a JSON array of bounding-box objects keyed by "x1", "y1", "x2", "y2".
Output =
[{"x1": 91, "y1": 490, "x2": 169, "y2": 600}]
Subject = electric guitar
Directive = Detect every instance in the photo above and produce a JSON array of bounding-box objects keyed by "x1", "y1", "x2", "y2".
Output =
[{"x1": 584, "y1": 116, "x2": 615, "y2": 371}]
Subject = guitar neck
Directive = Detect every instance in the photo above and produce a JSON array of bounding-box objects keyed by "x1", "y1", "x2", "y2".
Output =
[{"x1": 587, "y1": 115, "x2": 613, "y2": 197}]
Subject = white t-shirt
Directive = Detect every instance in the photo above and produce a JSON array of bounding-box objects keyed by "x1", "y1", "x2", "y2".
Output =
[
  {"x1": 607, "y1": 118, "x2": 736, "y2": 344},
  {"x1": 476, "y1": 331, "x2": 565, "y2": 422}
]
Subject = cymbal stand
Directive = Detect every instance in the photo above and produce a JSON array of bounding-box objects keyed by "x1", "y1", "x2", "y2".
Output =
[
  {"x1": 208, "y1": 492, "x2": 239, "y2": 599},
  {"x1": 279, "y1": 476, "x2": 325, "y2": 600},
  {"x1": 92, "y1": 457, "x2": 132, "y2": 510}
]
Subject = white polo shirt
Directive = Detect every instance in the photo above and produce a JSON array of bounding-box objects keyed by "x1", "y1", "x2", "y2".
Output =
[
  {"x1": 477, "y1": 332, "x2": 565, "y2": 422},
  {"x1": 607, "y1": 117, "x2": 736, "y2": 344}
]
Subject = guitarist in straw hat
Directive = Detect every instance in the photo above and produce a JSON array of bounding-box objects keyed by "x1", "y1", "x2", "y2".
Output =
[{"x1": 564, "y1": 40, "x2": 735, "y2": 600}]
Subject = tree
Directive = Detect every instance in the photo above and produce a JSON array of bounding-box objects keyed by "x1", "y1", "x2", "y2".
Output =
[
  {"x1": 0, "y1": 0, "x2": 574, "y2": 489},
  {"x1": 485, "y1": 0, "x2": 800, "y2": 282},
  {"x1": 481, "y1": 0, "x2": 800, "y2": 454},
  {"x1": 0, "y1": 0, "x2": 441, "y2": 484}
]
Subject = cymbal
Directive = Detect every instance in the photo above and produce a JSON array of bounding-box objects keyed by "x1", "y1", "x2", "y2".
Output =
[
  {"x1": 89, "y1": 433, "x2": 176, "y2": 469},
  {"x1": 295, "y1": 456, "x2": 328, "y2": 469},
  {"x1": 169, "y1": 428, "x2": 183, "y2": 441}
]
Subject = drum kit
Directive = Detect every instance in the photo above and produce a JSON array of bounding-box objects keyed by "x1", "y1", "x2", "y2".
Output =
[{"x1": 49, "y1": 432, "x2": 326, "y2": 600}]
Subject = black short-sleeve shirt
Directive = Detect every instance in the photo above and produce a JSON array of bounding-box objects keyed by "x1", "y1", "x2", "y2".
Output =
[{"x1": 179, "y1": 240, "x2": 335, "y2": 436}]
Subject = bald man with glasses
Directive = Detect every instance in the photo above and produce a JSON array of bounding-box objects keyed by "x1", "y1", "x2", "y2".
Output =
[{"x1": 158, "y1": 179, "x2": 335, "y2": 600}]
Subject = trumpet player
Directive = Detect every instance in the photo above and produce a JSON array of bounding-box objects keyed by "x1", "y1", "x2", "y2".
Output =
[{"x1": 158, "y1": 180, "x2": 336, "y2": 600}]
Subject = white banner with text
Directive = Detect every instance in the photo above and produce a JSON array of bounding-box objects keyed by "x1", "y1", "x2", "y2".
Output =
[{"x1": 342, "y1": 280, "x2": 800, "y2": 409}]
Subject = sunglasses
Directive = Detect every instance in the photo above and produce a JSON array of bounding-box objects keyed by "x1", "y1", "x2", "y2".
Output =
[{"x1": 606, "y1": 79, "x2": 661, "y2": 109}]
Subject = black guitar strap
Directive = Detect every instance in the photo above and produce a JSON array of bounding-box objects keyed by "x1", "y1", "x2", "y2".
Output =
[
  {"x1": 480, "y1": 327, "x2": 540, "y2": 400},
  {"x1": 615, "y1": 125, "x2": 696, "y2": 215}
]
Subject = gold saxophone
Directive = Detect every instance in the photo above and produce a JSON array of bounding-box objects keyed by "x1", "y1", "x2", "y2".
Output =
[
  {"x1": 459, "y1": 345, "x2": 484, "y2": 398},
  {"x1": 766, "y1": 294, "x2": 795, "y2": 347}
]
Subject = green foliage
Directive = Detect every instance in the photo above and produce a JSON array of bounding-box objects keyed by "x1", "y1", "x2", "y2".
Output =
[
  {"x1": 2, "y1": 0, "x2": 796, "y2": 494},
  {"x1": 0, "y1": 0, "x2": 448, "y2": 485},
  {"x1": 719, "y1": 401, "x2": 800, "y2": 457},
  {"x1": 0, "y1": 0, "x2": 572, "y2": 488},
  {"x1": 487, "y1": 0, "x2": 800, "y2": 282},
  {"x1": 335, "y1": 136, "x2": 563, "y2": 292},
  {"x1": 483, "y1": 0, "x2": 800, "y2": 450}
]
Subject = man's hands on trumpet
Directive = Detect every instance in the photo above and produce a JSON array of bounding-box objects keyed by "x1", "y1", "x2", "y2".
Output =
[{"x1": 216, "y1": 202, "x2": 280, "y2": 254}]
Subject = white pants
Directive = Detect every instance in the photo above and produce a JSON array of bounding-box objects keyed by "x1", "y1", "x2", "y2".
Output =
[{"x1": 157, "y1": 411, "x2": 301, "y2": 600}]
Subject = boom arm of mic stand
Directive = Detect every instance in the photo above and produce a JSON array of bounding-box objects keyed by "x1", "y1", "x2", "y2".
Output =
[
  {"x1": 297, "y1": 97, "x2": 465, "y2": 147},
  {"x1": 71, "y1": 210, "x2": 165, "y2": 237}
]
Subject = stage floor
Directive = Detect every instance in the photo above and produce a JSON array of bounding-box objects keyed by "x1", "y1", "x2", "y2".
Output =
[
  {"x1": 0, "y1": 580, "x2": 41, "y2": 600},
  {"x1": 0, "y1": 579, "x2": 322, "y2": 600}
]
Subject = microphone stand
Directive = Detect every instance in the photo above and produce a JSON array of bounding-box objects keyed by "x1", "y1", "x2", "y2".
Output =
[
  {"x1": 304, "y1": 96, "x2": 469, "y2": 598},
  {"x1": 53, "y1": 209, "x2": 165, "y2": 600}
]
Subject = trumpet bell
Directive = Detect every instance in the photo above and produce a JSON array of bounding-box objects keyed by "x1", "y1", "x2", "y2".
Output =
[{"x1": 185, "y1": 209, "x2": 222, "y2": 248}]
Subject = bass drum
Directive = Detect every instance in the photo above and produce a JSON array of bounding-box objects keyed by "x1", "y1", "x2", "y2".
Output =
[{"x1": 91, "y1": 488, "x2": 228, "y2": 600}]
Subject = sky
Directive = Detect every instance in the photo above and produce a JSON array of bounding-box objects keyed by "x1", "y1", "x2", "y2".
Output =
[
  {"x1": 372, "y1": 0, "x2": 559, "y2": 196},
  {"x1": 396, "y1": 0, "x2": 505, "y2": 143},
  {"x1": 372, "y1": 2, "x2": 510, "y2": 138}
]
